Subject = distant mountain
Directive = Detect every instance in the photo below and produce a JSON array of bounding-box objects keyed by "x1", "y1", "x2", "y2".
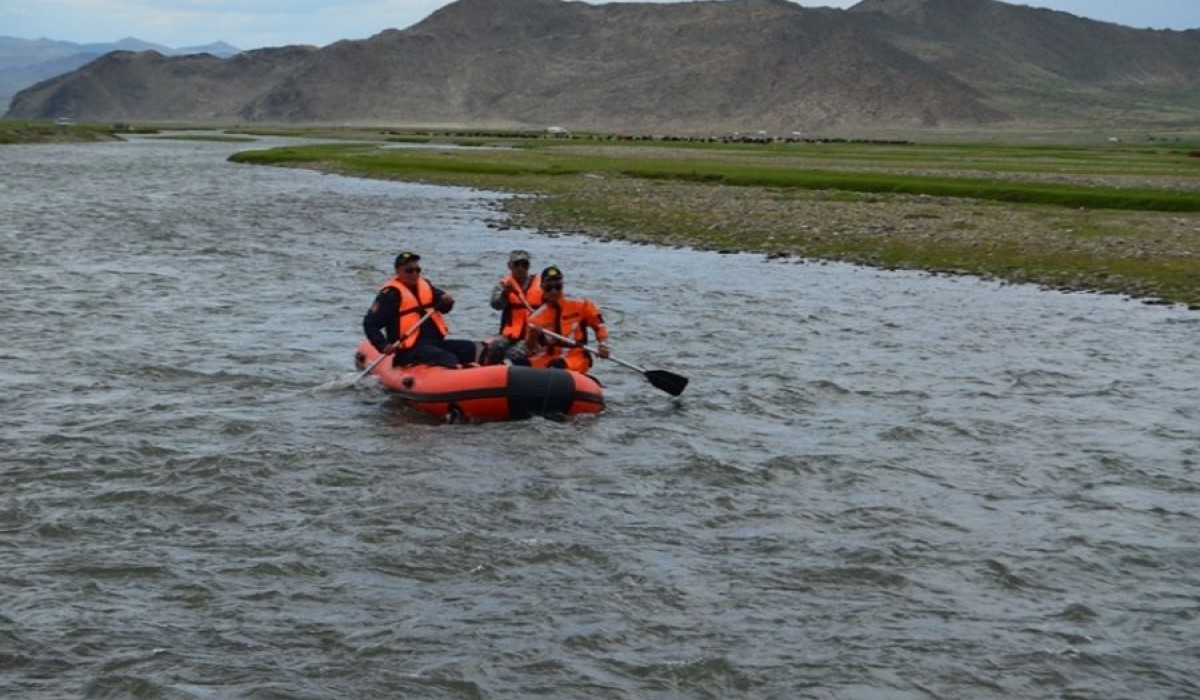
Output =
[
  {"x1": 848, "y1": 0, "x2": 1200, "y2": 125},
  {"x1": 6, "y1": 0, "x2": 1200, "y2": 132},
  {"x1": 0, "y1": 36, "x2": 241, "y2": 111}
]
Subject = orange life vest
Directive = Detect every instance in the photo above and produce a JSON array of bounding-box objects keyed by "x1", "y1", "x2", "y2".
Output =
[
  {"x1": 498, "y1": 273, "x2": 543, "y2": 340},
  {"x1": 526, "y1": 297, "x2": 608, "y2": 373},
  {"x1": 379, "y1": 277, "x2": 449, "y2": 349}
]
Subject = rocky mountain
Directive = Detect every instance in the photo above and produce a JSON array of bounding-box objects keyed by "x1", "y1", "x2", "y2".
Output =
[
  {"x1": 6, "y1": 0, "x2": 1200, "y2": 133},
  {"x1": 849, "y1": 0, "x2": 1200, "y2": 125},
  {"x1": 0, "y1": 36, "x2": 241, "y2": 112}
]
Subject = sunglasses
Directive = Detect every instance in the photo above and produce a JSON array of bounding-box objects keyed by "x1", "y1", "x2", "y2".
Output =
[
  {"x1": 542, "y1": 282, "x2": 563, "y2": 291},
  {"x1": 511, "y1": 260, "x2": 530, "y2": 268},
  {"x1": 401, "y1": 266, "x2": 422, "y2": 273}
]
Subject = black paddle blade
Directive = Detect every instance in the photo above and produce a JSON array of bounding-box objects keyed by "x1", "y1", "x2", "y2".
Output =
[{"x1": 645, "y1": 370, "x2": 688, "y2": 396}]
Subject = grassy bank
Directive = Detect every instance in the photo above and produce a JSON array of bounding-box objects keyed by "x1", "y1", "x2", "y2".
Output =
[
  {"x1": 148, "y1": 133, "x2": 259, "y2": 143},
  {"x1": 0, "y1": 119, "x2": 131, "y2": 144},
  {"x1": 231, "y1": 137, "x2": 1200, "y2": 308}
]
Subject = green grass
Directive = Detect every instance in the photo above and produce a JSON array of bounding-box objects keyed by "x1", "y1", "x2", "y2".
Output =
[
  {"x1": 230, "y1": 141, "x2": 1200, "y2": 212},
  {"x1": 0, "y1": 119, "x2": 126, "y2": 144},
  {"x1": 148, "y1": 134, "x2": 258, "y2": 143},
  {"x1": 228, "y1": 137, "x2": 1198, "y2": 308}
]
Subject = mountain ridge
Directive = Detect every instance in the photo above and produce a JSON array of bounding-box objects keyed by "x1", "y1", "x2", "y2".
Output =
[
  {"x1": 0, "y1": 35, "x2": 241, "y2": 111},
  {"x1": 6, "y1": 0, "x2": 1200, "y2": 133}
]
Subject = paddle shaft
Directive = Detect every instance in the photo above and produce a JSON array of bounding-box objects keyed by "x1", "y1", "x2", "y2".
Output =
[
  {"x1": 508, "y1": 280, "x2": 688, "y2": 396},
  {"x1": 532, "y1": 324, "x2": 638, "y2": 370},
  {"x1": 508, "y1": 281, "x2": 608, "y2": 357},
  {"x1": 356, "y1": 308, "x2": 435, "y2": 381}
]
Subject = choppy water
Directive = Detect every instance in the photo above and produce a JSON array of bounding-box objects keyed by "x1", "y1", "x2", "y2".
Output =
[{"x1": 2, "y1": 135, "x2": 1198, "y2": 699}]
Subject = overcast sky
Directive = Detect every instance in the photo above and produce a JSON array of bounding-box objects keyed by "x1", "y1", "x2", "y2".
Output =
[{"x1": 2, "y1": 0, "x2": 1197, "y2": 51}]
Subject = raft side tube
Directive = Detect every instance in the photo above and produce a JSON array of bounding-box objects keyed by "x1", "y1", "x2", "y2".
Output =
[{"x1": 507, "y1": 365, "x2": 579, "y2": 419}]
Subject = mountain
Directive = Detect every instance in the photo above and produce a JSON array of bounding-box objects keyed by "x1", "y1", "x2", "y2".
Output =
[
  {"x1": 6, "y1": 0, "x2": 1200, "y2": 132},
  {"x1": 0, "y1": 36, "x2": 241, "y2": 112},
  {"x1": 848, "y1": 0, "x2": 1200, "y2": 125}
]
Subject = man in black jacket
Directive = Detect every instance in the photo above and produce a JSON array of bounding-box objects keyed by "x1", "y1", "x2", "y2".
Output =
[{"x1": 362, "y1": 251, "x2": 480, "y2": 368}]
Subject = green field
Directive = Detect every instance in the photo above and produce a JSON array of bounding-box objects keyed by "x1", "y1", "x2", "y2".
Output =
[
  {"x1": 228, "y1": 135, "x2": 1200, "y2": 211},
  {"x1": 0, "y1": 119, "x2": 130, "y2": 144},
  {"x1": 229, "y1": 132, "x2": 1200, "y2": 308}
]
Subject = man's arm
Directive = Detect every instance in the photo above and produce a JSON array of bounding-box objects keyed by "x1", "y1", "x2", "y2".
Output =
[
  {"x1": 489, "y1": 279, "x2": 507, "y2": 310},
  {"x1": 362, "y1": 289, "x2": 398, "y2": 352},
  {"x1": 431, "y1": 284, "x2": 455, "y2": 313}
]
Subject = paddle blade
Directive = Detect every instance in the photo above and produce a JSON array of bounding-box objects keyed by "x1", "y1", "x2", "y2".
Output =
[{"x1": 645, "y1": 370, "x2": 688, "y2": 396}]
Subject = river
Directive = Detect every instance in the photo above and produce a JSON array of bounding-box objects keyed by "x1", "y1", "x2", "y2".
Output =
[{"x1": 1, "y1": 135, "x2": 1197, "y2": 699}]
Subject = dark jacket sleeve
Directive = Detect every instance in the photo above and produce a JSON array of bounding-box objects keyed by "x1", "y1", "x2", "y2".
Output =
[
  {"x1": 363, "y1": 288, "x2": 399, "y2": 352},
  {"x1": 431, "y1": 284, "x2": 454, "y2": 313}
]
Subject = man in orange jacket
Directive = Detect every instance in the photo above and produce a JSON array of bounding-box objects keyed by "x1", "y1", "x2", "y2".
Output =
[
  {"x1": 512, "y1": 265, "x2": 611, "y2": 372},
  {"x1": 485, "y1": 249, "x2": 542, "y2": 365}
]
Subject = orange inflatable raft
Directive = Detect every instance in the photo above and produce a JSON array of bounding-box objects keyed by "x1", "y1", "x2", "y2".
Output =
[{"x1": 354, "y1": 340, "x2": 605, "y2": 422}]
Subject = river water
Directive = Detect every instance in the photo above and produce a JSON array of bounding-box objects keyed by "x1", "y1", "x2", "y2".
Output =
[{"x1": 2, "y1": 135, "x2": 1197, "y2": 699}]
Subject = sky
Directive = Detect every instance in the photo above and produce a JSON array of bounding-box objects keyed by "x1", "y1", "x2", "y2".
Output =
[{"x1": 2, "y1": 0, "x2": 1197, "y2": 51}]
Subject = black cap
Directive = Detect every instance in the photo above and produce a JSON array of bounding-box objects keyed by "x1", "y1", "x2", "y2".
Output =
[
  {"x1": 508, "y1": 249, "x2": 531, "y2": 263},
  {"x1": 541, "y1": 266, "x2": 563, "y2": 282},
  {"x1": 394, "y1": 251, "x2": 421, "y2": 267}
]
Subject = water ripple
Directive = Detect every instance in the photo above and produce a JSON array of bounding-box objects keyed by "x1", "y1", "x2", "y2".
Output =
[{"x1": 0, "y1": 137, "x2": 1196, "y2": 699}]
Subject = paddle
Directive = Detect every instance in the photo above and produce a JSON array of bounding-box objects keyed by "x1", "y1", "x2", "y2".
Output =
[
  {"x1": 354, "y1": 308, "x2": 436, "y2": 383},
  {"x1": 507, "y1": 280, "x2": 688, "y2": 396},
  {"x1": 531, "y1": 324, "x2": 689, "y2": 396}
]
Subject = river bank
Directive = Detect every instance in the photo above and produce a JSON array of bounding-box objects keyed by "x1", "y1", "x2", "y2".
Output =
[
  {"x1": 228, "y1": 135, "x2": 1200, "y2": 308},
  {"x1": 0, "y1": 120, "x2": 127, "y2": 144},
  {"x1": 494, "y1": 175, "x2": 1200, "y2": 309}
]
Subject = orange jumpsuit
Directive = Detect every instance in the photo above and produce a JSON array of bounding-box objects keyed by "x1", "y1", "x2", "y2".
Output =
[{"x1": 524, "y1": 297, "x2": 608, "y2": 373}]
